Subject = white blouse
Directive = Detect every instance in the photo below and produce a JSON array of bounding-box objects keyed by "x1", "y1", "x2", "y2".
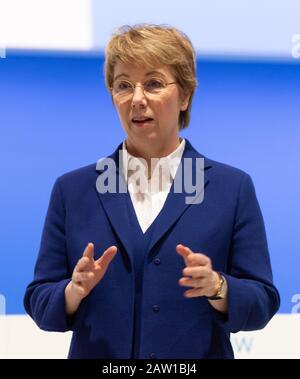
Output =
[{"x1": 121, "y1": 138, "x2": 186, "y2": 233}]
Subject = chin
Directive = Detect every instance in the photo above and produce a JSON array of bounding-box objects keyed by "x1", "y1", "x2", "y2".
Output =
[
  {"x1": 139, "y1": 133, "x2": 160, "y2": 143},
  {"x1": 129, "y1": 129, "x2": 158, "y2": 140}
]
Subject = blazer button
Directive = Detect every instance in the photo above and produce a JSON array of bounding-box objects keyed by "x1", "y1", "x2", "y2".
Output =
[
  {"x1": 149, "y1": 352, "x2": 156, "y2": 359},
  {"x1": 152, "y1": 305, "x2": 160, "y2": 312},
  {"x1": 154, "y1": 258, "x2": 161, "y2": 265}
]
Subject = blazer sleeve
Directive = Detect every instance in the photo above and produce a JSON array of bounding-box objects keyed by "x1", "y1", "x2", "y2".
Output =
[
  {"x1": 212, "y1": 173, "x2": 280, "y2": 332},
  {"x1": 23, "y1": 177, "x2": 88, "y2": 332}
]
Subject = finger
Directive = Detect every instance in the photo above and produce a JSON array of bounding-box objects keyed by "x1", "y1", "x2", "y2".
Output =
[
  {"x1": 184, "y1": 288, "x2": 205, "y2": 298},
  {"x1": 182, "y1": 266, "x2": 210, "y2": 278},
  {"x1": 83, "y1": 242, "x2": 95, "y2": 260},
  {"x1": 186, "y1": 253, "x2": 211, "y2": 267},
  {"x1": 176, "y1": 244, "x2": 209, "y2": 267},
  {"x1": 95, "y1": 245, "x2": 118, "y2": 270},
  {"x1": 178, "y1": 277, "x2": 206, "y2": 288},
  {"x1": 75, "y1": 256, "x2": 91, "y2": 272},
  {"x1": 176, "y1": 244, "x2": 193, "y2": 266}
]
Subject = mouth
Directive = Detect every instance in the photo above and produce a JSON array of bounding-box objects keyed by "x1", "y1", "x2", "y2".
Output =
[{"x1": 131, "y1": 117, "x2": 154, "y2": 126}]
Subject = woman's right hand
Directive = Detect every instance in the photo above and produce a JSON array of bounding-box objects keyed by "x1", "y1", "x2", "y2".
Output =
[{"x1": 65, "y1": 243, "x2": 118, "y2": 315}]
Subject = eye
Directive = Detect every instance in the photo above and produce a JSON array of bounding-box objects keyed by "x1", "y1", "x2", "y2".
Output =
[
  {"x1": 145, "y1": 79, "x2": 165, "y2": 91},
  {"x1": 114, "y1": 81, "x2": 132, "y2": 92}
]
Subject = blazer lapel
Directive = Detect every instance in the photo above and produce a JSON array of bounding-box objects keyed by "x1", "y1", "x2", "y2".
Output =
[
  {"x1": 94, "y1": 144, "x2": 135, "y2": 262},
  {"x1": 147, "y1": 140, "x2": 212, "y2": 254}
]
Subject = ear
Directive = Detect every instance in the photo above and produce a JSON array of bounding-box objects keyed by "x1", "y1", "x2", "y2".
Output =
[{"x1": 180, "y1": 92, "x2": 191, "y2": 111}]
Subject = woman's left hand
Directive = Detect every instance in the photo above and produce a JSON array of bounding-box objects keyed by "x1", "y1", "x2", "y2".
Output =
[{"x1": 176, "y1": 244, "x2": 220, "y2": 298}]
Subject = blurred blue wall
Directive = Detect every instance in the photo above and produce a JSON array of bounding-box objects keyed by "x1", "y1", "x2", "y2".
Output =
[{"x1": 0, "y1": 53, "x2": 299, "y2": 313}]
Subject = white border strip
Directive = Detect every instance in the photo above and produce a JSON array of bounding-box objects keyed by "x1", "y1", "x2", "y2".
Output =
[
  {"x1": 0, "y1": 314, "x2": 299, "y2": 358},
  {"x1": 1, "y1": 0, "x2": 300, "y2": 58},
  {"x1": 0, "y1": 0, "x2": 93, "y2": 51}
]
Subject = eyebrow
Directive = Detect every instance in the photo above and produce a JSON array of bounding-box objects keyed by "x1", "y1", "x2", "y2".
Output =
[{"x1": 113, "y1": 71, "x2": 167, "y2": 81}]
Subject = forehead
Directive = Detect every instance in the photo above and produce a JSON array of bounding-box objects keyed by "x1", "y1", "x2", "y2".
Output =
[{"x1": 113, "y1": 62, "x2": 174, "y2": 80}]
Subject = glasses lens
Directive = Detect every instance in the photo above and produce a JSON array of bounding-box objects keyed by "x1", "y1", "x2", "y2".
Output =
[
  {"x1": 144, "y1": 79, "x2": 165, "y2": 93},
  {"x1": 113, "y1": 80, "x2": 133, "y2": 95}
]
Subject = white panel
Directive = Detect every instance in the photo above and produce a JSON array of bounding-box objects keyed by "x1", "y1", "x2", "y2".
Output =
[
  {"x1": 1, "y1": 0, "x2": 300, "y2": 58},
  {"x1": 91, "y1": 0, "x2": 300, "y2": 59},
  {"x1": 0, "y1": 315, "x2": 72, "y2": 358},
  {"x1": 231, "y1": 314, "x2": 300, "y2": 358},
  {"x1": 0, "y1": 314, "x2": 299, "y2": 358},
  {"x1": 0, "y1": 0, "x2": 93, "y2": 51}
]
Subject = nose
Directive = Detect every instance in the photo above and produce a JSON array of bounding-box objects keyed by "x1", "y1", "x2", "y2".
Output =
[{"x1": 131, "y1": 85, "x2": 147, "y2": 108}]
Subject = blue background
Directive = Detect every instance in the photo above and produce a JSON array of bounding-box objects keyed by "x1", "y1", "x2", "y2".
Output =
[{"x1": 0, "y1": 52, "x2": 299, "y2": 313}]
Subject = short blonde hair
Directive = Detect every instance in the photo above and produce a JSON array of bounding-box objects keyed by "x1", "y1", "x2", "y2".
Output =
[{"x1": 104, "y1": 24, "x2": 197, "y2": 129}]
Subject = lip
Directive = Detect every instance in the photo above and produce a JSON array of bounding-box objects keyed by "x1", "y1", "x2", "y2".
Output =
[
  {"x1": 131, "y1": 116, "x2": 153, "y2": 120},
  {"x1": 131, "y1": 117, "x2": 154, "y2": 127}
]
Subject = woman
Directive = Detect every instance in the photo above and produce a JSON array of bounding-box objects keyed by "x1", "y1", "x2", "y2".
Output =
[{"x1": 24, "y1": 24, "x2": 280, "y2": 359}]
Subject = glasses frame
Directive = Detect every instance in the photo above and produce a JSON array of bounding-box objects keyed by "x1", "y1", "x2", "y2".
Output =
[{"x1": 111, "y1": 78, "x2": 177, "y2": 97}]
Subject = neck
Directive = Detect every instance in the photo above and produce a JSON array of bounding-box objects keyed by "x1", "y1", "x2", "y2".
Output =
[
  {"x1": 126, "y1": 138, "x2": 180, "y2": 159},
  {"x1": 125, "y1": 137, "x2": 181, "y2": 180}
]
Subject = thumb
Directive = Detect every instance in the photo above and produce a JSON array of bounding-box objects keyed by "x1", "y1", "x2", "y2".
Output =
[
  {"x1": 176, "y1": 244, "x2": 193, "y2": 267},
  {"x1": 96, "y1": 245, "x2": 118, "y2": 271}
]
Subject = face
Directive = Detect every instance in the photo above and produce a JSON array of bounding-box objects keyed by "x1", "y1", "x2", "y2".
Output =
[{"x1": 112, "y1": 62, "x2": 190, "y2": 157}]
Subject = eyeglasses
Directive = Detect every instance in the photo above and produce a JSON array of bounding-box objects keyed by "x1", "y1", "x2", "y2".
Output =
[{"x1": 111, "y1": 78, "x2": 177, "y2": 97}]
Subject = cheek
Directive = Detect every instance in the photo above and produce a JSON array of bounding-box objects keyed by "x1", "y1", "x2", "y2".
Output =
[
  {"x1": 155, "y1": 98, "x2": 181, "y2": 121},
  {"x1": 153, "y1": 98, "x2": 174, "y2": 116},
  {"x1": 115, "y1": 102, "x2": 130, "y2": 123}
]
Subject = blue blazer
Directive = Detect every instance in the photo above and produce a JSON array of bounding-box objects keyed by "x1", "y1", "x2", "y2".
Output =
[{"x1": 24, "y1": 139, "x2": 280, "y2": 359}]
